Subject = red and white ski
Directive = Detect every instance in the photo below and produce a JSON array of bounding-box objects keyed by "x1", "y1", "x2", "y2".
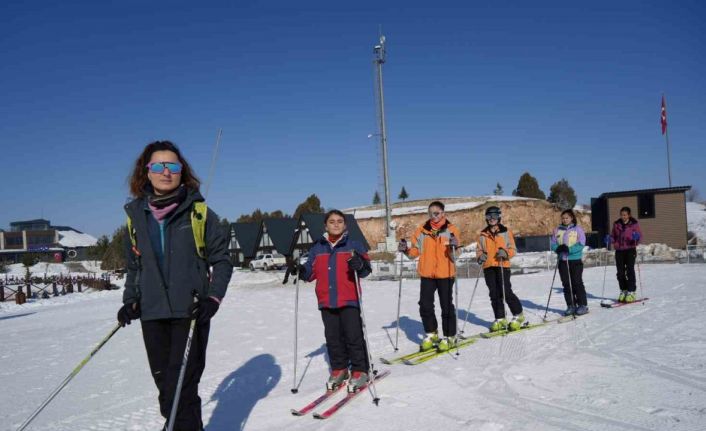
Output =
[
  {"x1": 290, "y1": 384, "x2": 347, "y2": 416},
  {"x1": 312, "y1": 370, "x2": 391, "y2": 419}
]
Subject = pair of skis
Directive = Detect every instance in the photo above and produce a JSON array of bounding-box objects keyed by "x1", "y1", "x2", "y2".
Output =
[{"x1": 290, "y1": 370, "x2": 390, "y2": 419}]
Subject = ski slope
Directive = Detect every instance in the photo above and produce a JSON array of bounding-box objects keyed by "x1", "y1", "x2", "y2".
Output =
[{"x1": 2, "y1": 263, "x2": 705, "y2": 431}]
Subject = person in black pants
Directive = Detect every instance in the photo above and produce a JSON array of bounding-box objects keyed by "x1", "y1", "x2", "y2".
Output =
[
  {"x1": 551, "y1": 209, "x2": 589, "y2": 316},
  {"x1": 290, "y1": 210, "x2": 373, "y2": 392},
  {"x1": 610, "y1": 206, "x2": 642, "y2": 303},
  {"x1": 117, "y1": 141, "x2": 233, "y2": 431}
]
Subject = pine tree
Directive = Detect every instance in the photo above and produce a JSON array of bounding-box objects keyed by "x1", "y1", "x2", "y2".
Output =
[
  {"x1": 398, "y1": 186, "x2": 409, "y2": 201},
  {"x1": 87, "y1": 235, "x2": 110, "y2": 262},
  {"x1": 512, "y1": 172, "x2": 546, "y2": 199},
  {"x1": 547, "y1": 178, "x2": 577, "y2": 210},
  {"x1": 372, "y1": 191, "x2": 381, "y2": 205},
  {"x1": 493, "y1": 183, "x2": 504, "y2": 196},
  {"x1": 293, "y1": 194, "x2": 325, "y2": 219},
  {"x1": 101, "y1": 226, "x2": 127, "y2": 271}
]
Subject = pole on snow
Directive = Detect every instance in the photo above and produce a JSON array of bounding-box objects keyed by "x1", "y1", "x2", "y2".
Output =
[{"x1": 16, "y1": 324, "x2": 121, "y2": 431}]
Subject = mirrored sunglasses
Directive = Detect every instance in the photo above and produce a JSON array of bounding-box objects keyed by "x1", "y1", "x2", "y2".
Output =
[{"x1": 146, "y1": 162, "x2": 182, "y2": 174}]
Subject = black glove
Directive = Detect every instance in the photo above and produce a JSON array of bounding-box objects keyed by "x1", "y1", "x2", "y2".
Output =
[
  {"x1": 347, "y1": 254, "x2": 366, "y2": 272},
  {"x1": 398, "y1": 240, "x2": 408, "y2": 253},
  {"x1": 287, "y1": 261, "x2": 307, "y2": 280},
  {"x1": 496, "y1": 248, "x2": 509, "y2": 259},
  {"x1": 188, "y1": 296, "x2": 220, "y2": 324},
  {"x1": 117, "y1": 302, "x2": 141, "y2": 327},
  {"x1": 477, "y1": 253, "x2": 488, "y2": 265},
  {"x1": 555, "y1": 244, "x2": 570, "y2": 254}
]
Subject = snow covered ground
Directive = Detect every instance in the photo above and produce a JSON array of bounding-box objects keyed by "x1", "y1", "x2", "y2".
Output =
[{"x1": 2, "y1": 263, "x2": 705, "y2": 430}]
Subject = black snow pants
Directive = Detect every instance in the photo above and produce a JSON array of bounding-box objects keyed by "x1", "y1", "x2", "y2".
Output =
[
  {"x1": 418, "y1": 277, "x2": 457, "y2": 337},
  {"x1": 558, "y1": 259, "x2": 588, "y2": 307},
  {"x1": 483, "y1": 267, "x2": 523, "y2": 319},
  {"x1": 141, "y1": 318, "x2": 210, "y2": 431},
  {"x1": 615, "y1": 249, "x2": 637, "y2": 292},
  {"x1": 321, "y1": 306, "x2": 369, "y2": 372}
]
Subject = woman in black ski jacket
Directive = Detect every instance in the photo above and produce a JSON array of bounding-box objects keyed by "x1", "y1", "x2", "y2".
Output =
[{"x1": 116, "y1": 140, "x2": 232, "y2": 431}]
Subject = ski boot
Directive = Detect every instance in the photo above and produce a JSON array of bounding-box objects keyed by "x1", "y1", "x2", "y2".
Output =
[
  {"x1": 575, "y1": 305, "x2": 589, "y2": 315},
  {"x1": 326, "y1": 368, "x2": 349, "y2": 391},
  {"x1": 437, "y1": 336, "x2": 457, "y2": 352},
  {"x1": 625, "y1": 292, "x2": 636, "y2": 303},
  {"x1": 563, "y1": 306, "x2": 576, "y2": 316},
  {"x1": 347, "y1": 371, "x2": 369, "y2": 393},
  {"x1": 420, "y1": 332, "x2": 439, "y2": 352},
  {"x1": 489, "y1": 318, "x2": 508, "y2": 332},
  {"x1": 618, "y1": 290, "x2": 627, "y2": 303},
  {"x1": 508, "y1": 313, "x2": 526, "y2": 331}
]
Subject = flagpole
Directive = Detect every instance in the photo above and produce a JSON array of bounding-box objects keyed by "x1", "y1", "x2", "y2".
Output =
[
  {"x1": 665, "y1": 125, "x2": 672, "y2": 187},
  {"x1": 661, "y1": 93, "x2": 672, "y2": 187}
]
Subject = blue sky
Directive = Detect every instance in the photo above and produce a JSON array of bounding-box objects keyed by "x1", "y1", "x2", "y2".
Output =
[{"x1": 1, "y1": 0, "x2": 704, "y2": 237}]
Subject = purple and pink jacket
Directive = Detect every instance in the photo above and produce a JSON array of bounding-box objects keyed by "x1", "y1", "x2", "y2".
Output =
[
  {"x1": 301, "y1": 233, "x2": 371, "y2": 309},
  {"x1": 610, "y1": 217, "x2": 642, "y2": 251}
]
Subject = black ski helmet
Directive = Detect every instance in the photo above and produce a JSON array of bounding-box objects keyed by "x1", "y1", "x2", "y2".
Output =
[{"x1": 485, "y1": 206, "x2": 501, "y2": 223}]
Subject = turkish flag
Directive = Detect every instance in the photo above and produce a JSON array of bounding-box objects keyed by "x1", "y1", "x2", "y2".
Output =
[{"x1": 660, "y1": 95, "x2": 668, "y2": 135}]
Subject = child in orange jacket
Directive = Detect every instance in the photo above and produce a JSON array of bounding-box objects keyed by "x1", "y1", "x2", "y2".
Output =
[
  {"x1": 476, "y1": 206, "x2": 525, "y2": 332},
  {"x1": 399, "y1": 201, "x2": 460, "y2": 352}
]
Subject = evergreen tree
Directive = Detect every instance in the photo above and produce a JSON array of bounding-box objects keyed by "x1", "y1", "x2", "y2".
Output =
[
  {"x1": 493, "y1": 182, "x2": 504, "y2": 196},
  {"x1": 372, "y1": 191, "x2": 381, "y2": 205},
  {"x1": 512, "y1": 172, "x2": 546, "y2": 199},
  {"x1": 398, "y1": 186, "x2": 409, "y2": 201},
  {"x1": 547, "y1": 178, "x2": 577, "y2": 210},
  {"x1": 87, "y1": 235, "x2": 110, "y2": 262},
  {"x1": 101, "y1": 226, "x2": 127, "y2": 270},
  {"x1": 293, "y1": 194, "x2": 324, "y2": 219}
]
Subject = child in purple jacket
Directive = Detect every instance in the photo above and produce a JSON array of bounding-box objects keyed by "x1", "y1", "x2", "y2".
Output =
[{"x1": 610, "y1": 206, "x2": 642, "y2": 303}]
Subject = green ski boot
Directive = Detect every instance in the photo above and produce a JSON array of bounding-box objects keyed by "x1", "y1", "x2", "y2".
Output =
[
  {"x1": 437, "y1": 337, "x2": 456, "y2": 352},
  {"x1": 508, "y1": 313, "x2": 526, "y2": 331},
  {"x1": 618, "y1": 290, "x2": 627, "y2": 303},
  {"x1": 420, "y1": 332, "x2": 439, "y2": 352},
  {"x1": 625, "y1": 292, "x2": 636, "y2": 303},
  {"x1": 489, "y1": 319, "x2": 508, "y2": 332}
]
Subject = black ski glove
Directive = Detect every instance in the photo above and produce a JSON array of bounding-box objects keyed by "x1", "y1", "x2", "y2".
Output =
[
  {"x1": 347, "y1": 254, "x2": 366, "y2": 272},
  {"x1": 117, "y1": 302, "x2": 141, "y2": 327},
  {"x1": 287, "y1": 261, "x2": 307, "y2": 280},
  {"x1": 188, "y1": 296, "x2": 220, "y2": 324},
  {"x1": 555, "y1": 244, "x2": 570, "y2": 254},
  {"x1": 495, "y1": 248, "x2": 509, "y2": 259},
  {"x1": 398, "y1": 239, "x2": 408, "y2": 253},
  {"x1": 477, "y1": 253, "x2": 488, "y2": 265}
]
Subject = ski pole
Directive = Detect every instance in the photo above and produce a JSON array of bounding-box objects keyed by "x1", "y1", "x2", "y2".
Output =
[
  {"x1": 449, "y1": 234, "x2": 461, "y2": 355},
  {"x1": 600, "y1": 235, "x2": 611, "y2": 306},
  {"x1": 394, "y1": 244, "x2": 405, "y2": 351},
  {"x1": 565, "y1": 255, "x2": 576, "y2": 320},
  {"x1": 459, "y1": 265, "x2": 484, "y2": 335},
  {"x1": 291, "y1": 251, "x2": 302, "y2": 394},
  {"x1": 17, "y1": 324, "x2": 121, "y2": 431},
  {"x1": 636, "y1": 260, "x2": 645, "y2": 302},
  {"x1": 351, "y1": 250, "x2": 380, "y2": 405},
  {"x1": 166, "y1": 295, "x2": 198, "y2": 431},
  {"x1": 499, "y1": 256, "x2": 508, "y2": 325},
  {"x1": 542, "y1": 260, "x2": 559, "y2": 321}
]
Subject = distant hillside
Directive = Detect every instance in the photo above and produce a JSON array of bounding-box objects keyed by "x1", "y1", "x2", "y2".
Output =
[{"x1": 344, "y1": 196, "x2": 591, "y2": 250}]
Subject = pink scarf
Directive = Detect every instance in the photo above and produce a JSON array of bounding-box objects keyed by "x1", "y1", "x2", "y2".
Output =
[{"x1": 148, "y1": 202, "x2": 179, "y2": 222}]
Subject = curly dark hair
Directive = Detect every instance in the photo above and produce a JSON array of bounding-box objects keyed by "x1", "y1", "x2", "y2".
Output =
[{"x1": 128, "y1": 140, "x2": 201, "y2": 198}]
